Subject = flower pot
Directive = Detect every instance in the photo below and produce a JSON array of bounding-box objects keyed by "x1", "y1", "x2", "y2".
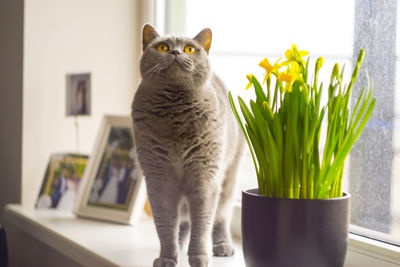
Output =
[{"x1": 242, "y1": 188, "x2": 350, "y2": 267}]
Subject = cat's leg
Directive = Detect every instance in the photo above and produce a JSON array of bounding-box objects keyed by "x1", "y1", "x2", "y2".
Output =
[
  {"x1": 212, "y1": 159, "x2": 241, "y2": 257},
  {"x1": 186, "y1": 178, "x2": 219, "y2": 267},
  {"x1": 211, "y1": 178, "x2": 235, "y2": 256},
  {"x1": 146, "y1": 178, "x2": 181, "y2": 267}
]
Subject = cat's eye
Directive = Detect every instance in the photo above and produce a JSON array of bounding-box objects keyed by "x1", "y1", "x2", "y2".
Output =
[
  {"x1": 184, "y1": 46, "x2": 196, "y2": 54},
  {"x1": 157, "y1": 43, "x2": 169, "y2": 52}
]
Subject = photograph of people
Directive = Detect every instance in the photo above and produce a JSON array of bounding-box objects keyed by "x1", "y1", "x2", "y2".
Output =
[
  {"x1": 57, "y1": 171, "x2": 80, "y2": 211},
  {"x1": 97, "y1": 155, "x2": 121, "y2": 204},
  {"x1": 51, "y1": 168, "x2": 68, "y2": 208},
  {"x1": 117, "y1": 159, "x2": 139, "y2": 205},
  {"x1": 36, "y1": 153, "x2": 88, "y2": 210},
  {"x1": 88, "y1": 127, "x2": 140, "y2": 210}
]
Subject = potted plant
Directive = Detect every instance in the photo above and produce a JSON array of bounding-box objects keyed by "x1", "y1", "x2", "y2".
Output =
[{"x1": 229, "y1": 45, "x2": 375, "y2": 267}]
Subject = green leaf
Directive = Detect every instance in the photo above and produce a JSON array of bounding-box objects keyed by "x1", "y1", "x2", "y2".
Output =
[
  {"x1": 228, "y1": 92, "x2": 258, "y2": 175},
  {"x1": 252, "y1": 76, "x2": 267, "y2": 107}
]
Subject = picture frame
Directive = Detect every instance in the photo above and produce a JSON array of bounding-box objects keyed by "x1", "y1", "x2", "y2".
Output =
[
  {"x1": 74, "y1": 115, "x2": 146, "y2": 225},
  {"x1": 36, "y1": 153, "x2": 89, "y2": 211},
  {"x1": 66, "y1": 73, "x2": 91, "y2": 116}
]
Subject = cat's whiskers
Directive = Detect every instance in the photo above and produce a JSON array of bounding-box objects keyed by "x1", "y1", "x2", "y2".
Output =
[
  {"x1": 144, "y1": 58, "x2": 171, "y2": 79},
  {"x1": 144, "y1": 62, "x2": 162, "y2": 78}
]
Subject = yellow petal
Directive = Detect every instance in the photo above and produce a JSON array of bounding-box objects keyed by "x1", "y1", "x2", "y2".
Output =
[
  {"x1": 299, "y1": 50, "x2": 309, "y2": 57},
  {"x1": 285, "y1": 49, "x2": 294, "y2": 60},
  {"x1": 278, "y1": 72, "x2": 292, "y2": 83},
  {"x1": 259, "y1": 58, "x2": 272, "y2": 72},
  {"x1": 291, "y1": 61, "x2": 300, "y2": 71},
  {"x1": 286, "y1": 83, "x2": 293, "y2": 92},
  {"x1": 245, "y1": 74, "x2": 254, "y2": 90},
  {"x1": 272, "y1": 58, "x2": 282, "y2": 71},
  {"x1": 263, "y1": 73, "x2": 269, "y2": 84}
]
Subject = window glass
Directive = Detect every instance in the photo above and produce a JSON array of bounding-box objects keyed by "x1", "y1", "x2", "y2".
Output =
[
  {"x1": 158, "y1": 0, "x2": 400, "y2": 245},
  {"x1": 185, "y1": 0, "x2": 354, "y2": 195}
]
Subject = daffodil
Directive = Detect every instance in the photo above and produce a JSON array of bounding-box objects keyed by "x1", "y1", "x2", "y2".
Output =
[
  {"x1": 245, "y1": 74, "x2": 254, "y2": 90},
  {"x1": 259, "y1": 58, "x2": 282, "y2": 83},
  {"x1": 282, "y1": 44, "x2": 309, "y2": 66},
  {"x1": 278, "y1": 64, "x2": 300, "y2": 92},
  {"x1": 229, "y1": 47, "x2": 375, "y2": 200}
]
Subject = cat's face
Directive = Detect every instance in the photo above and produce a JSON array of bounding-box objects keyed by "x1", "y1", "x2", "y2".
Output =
[{"x1": 140, "y1": 24, "x2": 212, "y2": 85}]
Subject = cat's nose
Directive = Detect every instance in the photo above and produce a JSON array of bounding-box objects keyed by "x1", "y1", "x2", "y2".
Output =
[{"x1": 170, "y1": 50, "x2": 180, "y2": 56}]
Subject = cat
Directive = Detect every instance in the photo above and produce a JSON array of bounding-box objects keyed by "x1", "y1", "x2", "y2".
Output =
[{"x1": 131, "y1": 24, "x2": 244, "y2": 267}]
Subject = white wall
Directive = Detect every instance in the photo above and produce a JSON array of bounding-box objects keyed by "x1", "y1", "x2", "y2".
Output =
[{"x1": 22, "y1": 0, "x2": 143, "y2": 207}]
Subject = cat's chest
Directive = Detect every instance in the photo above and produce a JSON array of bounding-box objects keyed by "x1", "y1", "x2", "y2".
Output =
[
  {"x1": 134, "y1": 86, "x2": 223, "y2": 147},
  {"x1": 150, "y1": 89, "x2": 216, "y2": 126},
  {"x1": 152, "y1": 99, "x2": 214, "y2": 136}
]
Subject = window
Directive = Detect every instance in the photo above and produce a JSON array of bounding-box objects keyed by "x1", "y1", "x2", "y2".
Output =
[{"x1": 155, "y1": 0, "x2": 400, "y2": 253}]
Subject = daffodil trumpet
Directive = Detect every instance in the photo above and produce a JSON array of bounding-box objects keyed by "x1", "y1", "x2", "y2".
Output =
[{"x1": 229, "y1": 46, "x2": 375, "y2": 199}]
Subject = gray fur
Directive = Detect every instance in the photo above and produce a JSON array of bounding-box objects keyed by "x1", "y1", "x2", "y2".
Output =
[{"x1": 131, "y1": 24, "x2": 244, "y2": 267}]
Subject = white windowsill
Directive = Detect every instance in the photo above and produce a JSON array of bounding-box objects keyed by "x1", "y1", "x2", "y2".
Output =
[
  {"x1": 347, "y1": 232, "x2": 400, "y2": 266},
  {"x1": 4, "y1": 204, "x2": 400, "y2": 267},
  {"x1": 4, "y1": 204, "x2": 244, "y2": 267}
]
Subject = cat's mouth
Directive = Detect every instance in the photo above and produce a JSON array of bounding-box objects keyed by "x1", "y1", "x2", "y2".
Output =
[
  {"x1": 171, "y1": 58, "x2": 186, "y2": 70},
  {"x1": 167, "y1": 56, "x2": 192, "y2": 72}
]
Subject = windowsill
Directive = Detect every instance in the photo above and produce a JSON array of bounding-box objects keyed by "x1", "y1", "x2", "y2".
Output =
[
  {"x1": 3, "y1": 204, "x2": 244, "y2": 267},
  {"x1": 347, "y1": 232, "x2": 400, "y2": 265},
  {"x1": 4, "y1": 204, "x2": 400, "y2": 267}
]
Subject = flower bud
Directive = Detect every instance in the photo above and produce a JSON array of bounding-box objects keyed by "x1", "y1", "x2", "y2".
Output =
[
  {"x1": 315, "y1": 57, "x2": 324, "y2": 73},
  {"x1": 332, "y1": 63, "x2": 340, "y2": 78}
]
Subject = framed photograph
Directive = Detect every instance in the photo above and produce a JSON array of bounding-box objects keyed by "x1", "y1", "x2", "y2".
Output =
[
  {"x1": 36, "y1": 153, "x2": 89, "y2": 211},
  {"x1": 74, "y1": 115, "x2": 146, "y2": 225},
  {"x1": 66, "y1": 73, "x2": 91, "y2": 116}
]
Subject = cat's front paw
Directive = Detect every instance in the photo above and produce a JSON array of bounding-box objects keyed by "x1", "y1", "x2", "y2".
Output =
[
  {"x1": 213, "y1": 242, "x2": 234, "y2": 257},
  {"x1": 188, "y1": 254, "x2": 209, "y2": 267},
  {"x1": 153, "y1": 257, "x2": 177, "y2": 267}
]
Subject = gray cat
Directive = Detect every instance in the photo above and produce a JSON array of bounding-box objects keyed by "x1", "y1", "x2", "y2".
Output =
[{"x1": 131, "y1": 24, "x2": 244, "y2": 267}]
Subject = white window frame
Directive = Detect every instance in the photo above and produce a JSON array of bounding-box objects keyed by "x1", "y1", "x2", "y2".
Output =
[{"x1": 155, "y1": 1, "x2": 400, "y2": 265}]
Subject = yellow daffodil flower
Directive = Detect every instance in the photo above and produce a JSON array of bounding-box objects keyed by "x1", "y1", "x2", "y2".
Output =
[
  {"x1": 290, "y1": 61, "x2": 301, "y2": 76},
  {"x1": 282, "y1": 44, "x2": 309, "y2": 66},
  {"x1": 259, "y1": 58, "x2": 282, "y2": 83},
  {"x1": 278, "y1": 72, "x2": 293, "y2": 92},
  {"x1": 245, "y1": 74, "x2": 254, "y2": 90},
  {"x1": 278, "y1": 64, "x2": 300, "y2": 92}
]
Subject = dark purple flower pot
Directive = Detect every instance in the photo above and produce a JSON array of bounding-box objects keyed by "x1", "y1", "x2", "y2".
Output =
[{"x1": 242, "y1": 188, "x2": 351, "y2": 267}]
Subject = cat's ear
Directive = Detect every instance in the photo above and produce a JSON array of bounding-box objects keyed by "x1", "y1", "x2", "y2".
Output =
[
  {"x1": 194, "y1": 28, "x2": 212, "y2": 55},
  {"x1": 142, "y1": 24, "x2": 160, "y2": 51}
]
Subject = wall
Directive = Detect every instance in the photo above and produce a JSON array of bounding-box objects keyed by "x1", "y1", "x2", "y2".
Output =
[
  {"x1": 22, "y1": 0, "x2": 141, "y2": 207},
  {"x1": 0, "y1": 0, "x2": 24, "y2": 222}
]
